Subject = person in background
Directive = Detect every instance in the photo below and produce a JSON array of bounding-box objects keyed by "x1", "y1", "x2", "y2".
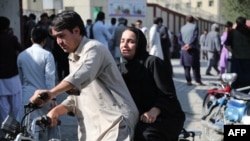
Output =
[
  {"x1": 118, "y1": 27, "x2": 185, "y2": 141},
  {"x1": 199, "y1": 29, "x2": 208, "y2": 61},
  {"x1": 135, "y1": 19, "x2": 149, "y2": 51},
  {"x1": 92, "y1": 11, "x2": 112, "y2": 48},
  {"x1": 110, "y1": 17, "x2": 127, "y2": 64},
  {"x1": 52, "y1": 37, "x2": 69, "y2": 82},
  {"x1": 24, "y1": 13, "x2": 37, "y2": 48},
  {"x1": 157, "y1": 17, "x2": 174, "y2": 76},
  {"x1": 135, "y1": 19, "x2": 148, "y2": 37},
  {"x1": 204, "y1": 23, "x2": 221, "y2": 76},
  {"x1": 224, "y1": 16, "x2": 250, "y2": 91},
  {"x1": 219, "y1": 21, "x2": 233, "y2": 80},
  {"x1": 148, "y1": 17, "x2": 164, "y2": 60},
  {"x1": 17, "y1": 26, "x2": 58, "y2": 141},
  {"x1": 178, "y1": 15, "x2": 204, "y2": 86},
  {"x1": 107, "y1": 17, "x2": 116, "y2": 35},
  {"x1": 0, "y1": 16, "x2": 23, "y2": 138},
  {"x1": 29, "y1": 10, "x2": 139, "y2": 141},
  {"x1": 85, "y1": 19, "x2": 92, "y2": 38},
  {"x1": 107, "y1": 17, "x2": 117, "y2": 55},
  {"x1": 37, "y1": 13, "x2": 54, "y2": 52}
]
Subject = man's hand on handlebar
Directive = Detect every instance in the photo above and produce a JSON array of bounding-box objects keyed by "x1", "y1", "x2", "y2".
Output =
[{"x1": 29, "y1": 90, "x2": 52, "y2": 107}]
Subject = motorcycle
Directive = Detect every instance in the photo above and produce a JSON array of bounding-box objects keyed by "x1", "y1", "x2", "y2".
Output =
[
  {"x1": 201, "y1": 73, "x2": 250, "y2": 141},
  {"x1": 1, "y1": 93, "x2": 61, "y2": 141}
]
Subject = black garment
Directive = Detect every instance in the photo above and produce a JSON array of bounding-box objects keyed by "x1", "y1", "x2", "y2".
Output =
[
  {"x1": 0, "y1": 31, "x2": 22, "y2": 78},
  {"x1": 119, "y1": 56, "x2": 185, "y2": 141},
  {"x1": 160, "y1": 26, "x2": 173, "y2": 76},
  {"x1": 230, "y1": 58, "x2": 250, "y2": 93},
  {"x1": 224, "y1": 27, "x2": 250, "y2": 91},
  {"x1": 52, "y1": 41, "x2": 69, "y2": 81},
  {"x1": 118, "y1": 27, "x2": 185, "y2": 141},
  {"x1": 24, "y1": 20, "x2": 36, "y2": 48}
]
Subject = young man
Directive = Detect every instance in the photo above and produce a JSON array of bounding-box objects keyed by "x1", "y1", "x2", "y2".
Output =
[
  {"x1": 29, "y1": 10, "x2": 139, "y2": 141},
  {"x1": 17, "y1": 26, "x2": 58, "y2": 140}
]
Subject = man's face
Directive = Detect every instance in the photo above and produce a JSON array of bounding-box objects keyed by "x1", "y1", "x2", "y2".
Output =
[
  {"x1": 51, "y1": 27, "x2": 81, "y2": 53},
  {"x1": 135, "y1": 22, "x2": 142, "y2": 28}
]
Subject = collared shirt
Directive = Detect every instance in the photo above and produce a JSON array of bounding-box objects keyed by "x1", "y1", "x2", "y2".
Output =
[
  {"x1": 92, "y1": 21, "x2": 112, "y2": 48},
  {"x1": 62, "y1": 37, "x2": 139, "y2": 141},
  {"x1": 17, "y1": 43, "x2": 55, "y2": 95}
]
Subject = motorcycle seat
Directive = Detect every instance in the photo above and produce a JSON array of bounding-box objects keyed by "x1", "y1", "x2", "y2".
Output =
[{"x1": 231, "y1": 90, "x2": 250, "y2": 100}]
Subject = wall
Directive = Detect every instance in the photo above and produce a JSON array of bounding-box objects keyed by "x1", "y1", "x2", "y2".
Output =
[
  {"x1": 147, "y1": 3, "x2": 224, "y2": 35},
  {"x1": 0, "y1": 0, "x2": 21, "y2": 43}
]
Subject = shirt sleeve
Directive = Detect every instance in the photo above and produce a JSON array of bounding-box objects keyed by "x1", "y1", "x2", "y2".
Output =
[
  {"x1": 61, "y1": 95, "x2": 77, "y2": 114},
  {"x1": 177, "y1": 32, "x2": 185, "y2": 47},
  {"x1": 45, "y1": 53, "x2": 56, "y2": 89},
  {"x1": 104, "y1": 26, "x2": 112, "y2": 41},
  {"x1": 189, "y1": 25, "x2": 199, "y2": 47},
  {"x1": 64, "y1": 45, "x2": 103, "y2": 91},
  {"x1": 215, "y1": 35, "x2": 222, "y2": 52}
]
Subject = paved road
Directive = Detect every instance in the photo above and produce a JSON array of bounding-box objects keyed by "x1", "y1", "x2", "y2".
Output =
[{"x1": 57, "y1": 58, "x2": 219, "y2": 141}]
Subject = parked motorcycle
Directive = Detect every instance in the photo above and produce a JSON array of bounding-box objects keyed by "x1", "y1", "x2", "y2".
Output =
[{"x1": 201, "y1": 73, "x2": 250, "y2": 141}]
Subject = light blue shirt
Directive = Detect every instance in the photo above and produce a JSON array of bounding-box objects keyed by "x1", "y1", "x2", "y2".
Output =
[
  {"x1": 92, "y1": 21, "x2": 112, "y2": 48},
  {"x1": 17, "y1": 43, "x2": 55, "y2": 99},
  {"x1": 17, "y1": 43, "x2": 57, "y2": 139}
]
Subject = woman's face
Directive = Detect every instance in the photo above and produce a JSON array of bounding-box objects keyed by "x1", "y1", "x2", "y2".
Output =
[{"x1": 120, "y1": 30, "x2": 137, "y2": 60}]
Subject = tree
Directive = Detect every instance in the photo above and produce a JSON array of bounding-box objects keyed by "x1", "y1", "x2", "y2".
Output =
[{"x1": 222, "y1": 0, "x2": 250, "y2": 22}]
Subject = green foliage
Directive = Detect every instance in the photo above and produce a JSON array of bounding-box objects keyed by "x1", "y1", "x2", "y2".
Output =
[{"x1": 222, "y1": 0, "x2": 250, "y2": 22}]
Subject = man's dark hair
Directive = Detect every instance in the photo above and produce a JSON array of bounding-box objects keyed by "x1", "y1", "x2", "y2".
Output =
[
  {"x1": 157, "y1": 17, "x2": 163, "y2": 23},
  {"x1": 153, "y1": 17, "x2": 158, "y2": 24},
  {"x1": 86, "y1": 19, "x2": 92, "y2": 25},
  {"x1": 95, "y1": 11, "x2": 105, "y2": 22},
  {"x1": 40, "y1": 13, "x2": 49, "y2": 19},
  {"x1": 136, "y1": 19, "x2": 142, "y2": 24},
  {"x1": 29, "y1": 13, "x2": 36, "y2": 20},
  {"x1": 49, "y1": 10, "x2": 86, "y2": 36},
  {"x1": 0, "y1": 16, "x2": 10, "y2": 31},
  {"x1": 225, "y1": 21, "x2": 233, "y2": 28},
  {"x1": 31, "y1": 26, "x2": 48, "y2": 44},
  {"x1": 111, "y1": 18, "x2": 116, "y2": 25},
  {"x1": 185, "y1": 15, "x2": 195, "y2": 23}
]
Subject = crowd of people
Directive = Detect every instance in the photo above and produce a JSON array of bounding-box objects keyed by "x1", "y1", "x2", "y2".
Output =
[
  {"x1": 197, "y1": 16, "x2": 250, "y2": 90},
  {"x1": 1, "y1": 9, "x2": 250, "y2": 141}
]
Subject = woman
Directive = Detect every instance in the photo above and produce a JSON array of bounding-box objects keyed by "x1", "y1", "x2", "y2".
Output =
[
  {"x1": 225, "y1": 17, "x2": 250, "y2": 91},
  {"x1": 118, "y1": 27, "x2": 185, "y2": 141},
  {"x1": 219, "y1": 21, "x2": 233, "y2": 80}
]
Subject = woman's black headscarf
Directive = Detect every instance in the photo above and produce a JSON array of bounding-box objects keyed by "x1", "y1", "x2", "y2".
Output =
[
  {"x1": 235, "y1": 16, "x2": 250, "y2": 37},
  {"x1": 119, "y1": 27, "x2": 149, "y2": 74},
  {"x1": 121, "y1": 27, "x2": 149, "y2": 61}
]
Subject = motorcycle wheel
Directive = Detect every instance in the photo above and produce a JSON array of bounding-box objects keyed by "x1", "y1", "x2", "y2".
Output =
[
  {"x1": 202, "y1": 93, "x2": 214, "y2": 115},
  {"x1": 202, "y1": 105, "x2": 224, "y2": 141}
]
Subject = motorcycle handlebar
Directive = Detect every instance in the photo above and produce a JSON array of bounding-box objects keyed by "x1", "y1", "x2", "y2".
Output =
[
  {"x1": 26, "y1": 93, "x2": 49, "y2": 109},
  {"x1": 36, "y1": 115, "x2": 61, "y2": 126}
]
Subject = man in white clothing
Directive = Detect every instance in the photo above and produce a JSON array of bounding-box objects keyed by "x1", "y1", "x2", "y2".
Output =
[{"x1": 148, "y1": 17, "x2": 164, "y2": 60}]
